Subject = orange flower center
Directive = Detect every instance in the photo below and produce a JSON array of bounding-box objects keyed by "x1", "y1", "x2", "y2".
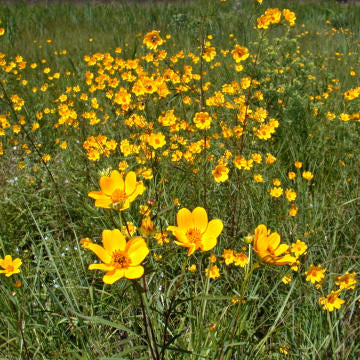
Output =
[
  {"x1": 7, "y1": 265, "x2": 14, "y2": 272},
  {"x1": 112, "y1": 189, "x2": 127, "y2": 205},
  {"x1": 112, "y1": 250, "x2": 130, "y2": 269},
  {"x1": 186, "y1": 228, "x2": 202, "y2": 244}
]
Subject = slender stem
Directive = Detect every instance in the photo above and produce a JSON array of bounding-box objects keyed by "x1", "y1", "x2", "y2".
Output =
[{"x1": 160, "y1": 257, "x2": 188, "y2": 360}]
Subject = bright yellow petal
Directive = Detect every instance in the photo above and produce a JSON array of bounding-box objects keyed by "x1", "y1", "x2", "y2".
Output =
[
  {"x1": 268, "y1": 232, "x2": 281, "y2": 252},
  {"x1": 127, "y1": 182, "x2": 146, "y2": 203},
  {"x1": 94, "y1": 199, "x2": 112, "y2": 209},
  {"x1": 12, "y1": 258, "x2": 22, "y2": 268},
  {"x1": 126, "y1": 237, "x2": 149, "y2": 265},
  {"x1": 253, "y1": 224, "x2": 268, "y2": 252},
  {"x1": 83, "y1": 242, "x2": 111, "y2": 264},
  {"x1": 177, "y1": 208, "x2": 193, "y2": 230},
  {"x1": 274, "y1": 254, "x2": 296, "y2": 265},
  {"x1": 199, "y1": 235, "x2": 217, "y2": 252},
  {"x1": 125, "y1": 171, "x2": 137, "y2": 196},
  {"x1": 102, "y1": 229, "x2": 126, "y2": 253},
  {"x1": 192, "y1": 207, "x2": 208, "y2": 233},
  {"x1": 110, "y1": 170, "x2": 124, "y2": 189},
  {"x1": 273, "y1": 243, "x2": 289, "y2": 256},
  {"x1": 99, "y1": 176, "x2": 116, "y2": 195},
  {"x1": 167, "y1": 227, "x2": 188, "y2": 245},
  {"x1": 204, "y1": 219, "x2": 223, "y2": 238},
  {"x1": 103, "y1": 269, "x2": 125, "y2": 284},
  {"x1": 124, "y1": 266, "x2": 144, "y2": 279},
  {"x1": 88, "y1": 191, "x2": 109, "y2": 200},
  {"x1": 89, "y1": 263, "x2": 114, "y2": 271}
]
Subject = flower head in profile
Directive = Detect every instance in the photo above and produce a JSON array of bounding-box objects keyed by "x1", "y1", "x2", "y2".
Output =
[
  {"x1": 253, "y1": 224, "x2": 296, "y2": 265},
  {"x1": 88, "y1": 170, "x2": 145, "y2": 211},
  {"x1": 81, "y1": 230, "x2": 149, "y2": 284},
  {"x1": 167, "y1": 207, "x2": 223, "y2": 256},
  {"x1": 0, "y1": 255, "x2": 22, "y2": 277},
  {"x1": 143, "y1": 30, "x2": 164, "y2": 50}
]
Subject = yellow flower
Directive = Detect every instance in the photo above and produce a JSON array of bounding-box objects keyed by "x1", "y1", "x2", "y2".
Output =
[
  {"x1": 302, "y1": 171, "x2": 314, "y2": 181},
  {"x1": 319, "y1": 291, "x2": 345, "y2": 312},
  {"x1": 294, "y1": 161, "x2": 302, "y2": 169},
  {"x1": 81, "y1": 230, "x2": 149, "y2": 284},
  {"x1": 222, "y1": 249, "x2": 235, "y2": 265},
  {"x1": 143, "y1": 30, "x2": 164, "y2": 50},
  {"x1": 88, "y1": 170, "x2": 145, "y2": 210},
  {"x1": 231, "y1": 45, "x2": 249, "y2": 63},
  {"x1": 212, "y1": 164, "x2": 229, "y2": 183},
  {"x1": 0, "y1": 255, "x2": 22, "y2": 277},
  {"x1": 168, "y1": 207, "x2": 223, "y2": 256},
  {"x1": 305, "y1": 264, "x2": 326, "y2": 284},
  {"x1": 147, "y1": 132, "x2": 166, "y2": 149},
  {"x1": 193, "y1": 112, "x2": 212, "y2": 130},
  {"x1": 253, "y1": 225, "x2": 296, "y2": 265},
  {"x1": 290, "y1": 240, "x2": 307, "y2": 257},
  {"x1": 234, "y1": 252, "x2": 249, "y2": 267},
  {"x1": 270, "y1": 186, "x2": 283, "y2": 198},
  {"x1": 335, "y1": 272, "x2": 357, "y2": 290},
  {"x1": 205, "y1": 265, "x2": 220, "y2": 279},
  {"x1": 140, "y1": 216, "x2": 155, "y2": 237},
  {"x1": 285, "y1": 189, "x2": 297, "y2": 202}
]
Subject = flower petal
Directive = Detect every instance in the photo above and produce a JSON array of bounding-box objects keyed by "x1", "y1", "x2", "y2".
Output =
[
  {"x1": 204, "y1": 219, "x2": 223, "y2": 238},
  {"x1": 199, "y1": 235, "x2": 217, "y2": 252},
  {"x1": 83, "y1": 242, "x2": 111, "y2": 264},
  {"x1": 125, "y1": 171, "x2": 137, "y2": 196},
  {"x1": 102, "y1": 229, "x2": 126, "y2": 253},
  {"x1": 99, "y1": 176, "x2": 116, "y2": 195},
  {"x1": 192, "y1": 207, "x2": 208, "y2": 233},
  {"x1": 89, "y1": 263, "x2": 114, "y2": 271},
  {"x1": 177, "y1": 208, "x2": 193, "y2": 230},
  {"x1": 103, "y1": 269, "x2": 125, "y2": 284},
  {"x1": 268, "y1": 232, "x2": 281, "y2": 252},
  {"x1": 273, "y1": 243, "x2": 289, "y2": 256},
  {"x1": 124, "y1": 265, "x2": 144, "y2": 279},
  {"x1": 126, "y1": 237, "x2": 149, "y2": 265},
  {"x1": 110, "y1": 170, "x2": 124, "y2": 189}
]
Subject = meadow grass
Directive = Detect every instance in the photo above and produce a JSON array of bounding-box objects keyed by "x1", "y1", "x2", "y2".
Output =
[{"x1": 0, "y1": 0, "x2": 360, "y2": 359}]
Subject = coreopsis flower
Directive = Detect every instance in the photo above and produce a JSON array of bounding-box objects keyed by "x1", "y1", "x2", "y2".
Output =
[
  {"x1": 143, "y1": 30, "x2": 164, "y2": 50},
  {"x1": 167, "y1": 207, "x2": 223, "y2": 256},
  {"x1": 253, "y1": 224, "x2": 296, "y2": 265},
  {"x1": 193, "y1": 112, "x2": 212, "y2": 130},
  {"x1": 88, "y1": 170, "x2": 145, "y2": 210},
  {"x1": 285, "y1": 189, "x2": 297, "y2": 202},
  {"x1": 0, "y1": 255, "x2": 22, "y2": 277},
  {"x1": 140, "y1": 216, "x2": 155, "y2": 237},
  {"x1": 319, "y1": 291, "x2": 345, "y2": 312},
  {"x1": 205, "y1": 265, "x2": 220, "y2": 279},
  {"x1": 283, "y1": 9, "x2": 296, "y2": 26},
  {"x1": 290, "y1": 240, "x2": 307, "y2": 257},
  {"x1": 222, "y1": 249, "x2": 235, "y2": 265},
  {"x1": 231, "y1": 45, "x2": 249, "y2": 63},
  {"x1": 335, "y1": 272, "x2": 357, "y2": 290},
  {"x1": 147, "y1": 132, "x2": 166, "y2": 149},
  {"x1": 305, "y1": 264, "x2": 326, "y2": 284},
  {"x1": 212, "y1": 164, "x2": 229, "y2": 183},
  {"x1": 302, "y1": 171, "x2": 314, "y2": 181},
  {"x1": 81, "y1": 230, "x2": 149, "y2": 284},
  {"x1": 294, "y1": 161, "x2": 302, "y2": 169},
  {"x1": 270, "y1": 186, "x2": 283, "y2": 198},
  {"x1": 234, "y1": 252, "x2": 249, "y2": 267}
]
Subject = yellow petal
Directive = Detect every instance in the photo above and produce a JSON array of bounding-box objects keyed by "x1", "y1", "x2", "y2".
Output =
[
  {"x1": 89, "y1": 263, "x2": 114, "y2": 271},
  {"x1": 274, "y1": 254, "x2": 296, "y2": 265},
  {"x1": 204, "y1": 219, "x2": 223, "y2": 238},
  {"x1": 102, "y1": 229, "x2": 126, "y2": 253},
  {"x1": 99, "y1": 176, "x2": 116, "y2": 195},
  {"x1": 268, "y1": 232, "x2": 281, "y2": 252},
  {"x1": 127, "y1": 182, "x2": 146, "y2": 203},
  {"x1": 177, "y1": 208, "x2": 193, "y2": 230},
  {"x1": 253, "y1": 224, "x2": 268, "y2": 252},
  {"x1": 167, "y1": 227, "x2": 188, "y2": 244},
  {"x1": 83, "y1": 242, "x2": 111, "y2": 264},
  {"x1": 12, "y1": 258, "x2": 22, "y2": 268},
  {"x1": 192, "y1": 207, "x2": 208, "y2": 233},
  {"x1": 126, "y1": 237, "x2": 149, "y2": 265},
  {"x1": 94, "y1": 199, "x2": 112, "y2": 209},
  {"x1": 88, "y1": 191, "x2": 109, "y2": 200},
  {"x1": 199, "y1": 235, "x2": 217, "y2": 252},
  {"x1": 110, "y1": 170, "x2": 124, "y2": 189},
  {"x1": 125, "y1": 171, "x2": 137, "y2": 196},
  {"x1": 273, "y1": 243, "x2": 289, "y2": 256},
  {"x1": 103, "y1": 269, "x2": 125, "y2": 284},
  {"x1": 124, "y1": 266, "x2": 144, "y2": 279}
]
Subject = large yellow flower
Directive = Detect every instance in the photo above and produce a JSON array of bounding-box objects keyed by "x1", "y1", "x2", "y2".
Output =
[
  {"x1": 143, "y1": 30, "x2": 164, "y2": 50},
  {"x1": 81, "y1": 230, "x2": 149, "y2": 284},
  {"x1": 88, "y1": 170, "x2": 145, "y2": 210},
  {"x1": 253, "y1": 224, "x2": 296, "y2": 265},
  {"x1": 167, "y1": 207, "x2": 223, "y2": 256}
]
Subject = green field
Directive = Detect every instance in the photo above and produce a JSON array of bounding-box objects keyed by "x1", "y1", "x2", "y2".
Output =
[{"x1": 0, "y1": 0, "x2": 360, "y2": 359}]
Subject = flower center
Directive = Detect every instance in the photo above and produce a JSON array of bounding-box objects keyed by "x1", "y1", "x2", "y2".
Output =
[
  {"x1": 112, "y1": 189, "x2": 127, "y2": 205},
  {"x1": 186, "y1": 228, "x2": 202, "y2": 244},
  {"x1": 112, "y1": 250, "x2": 130, "y2": 269},
  {"x1": 7, "y1": 265, "x2": 14, "y2": 272}
]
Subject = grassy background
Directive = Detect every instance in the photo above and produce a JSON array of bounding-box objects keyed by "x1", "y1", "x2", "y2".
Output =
[{"x1": 0, "y1": 0, "x2": 360, "y2": 359}]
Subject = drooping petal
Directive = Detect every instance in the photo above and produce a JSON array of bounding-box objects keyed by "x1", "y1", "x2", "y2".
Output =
[
  {"x1": 89, "y1": 263, "x2": 114, "y2": 271},
  {"x1": 102, "y1": 229, "x2": 126, "y2": 253},
  {"x1": 204, "y1": 219, "x2": 223, "y2": 238},
  {"x1": 125, "y1": 171, "x2": 137, "y2": 196},
  {"x1": 268, "y1": 232, "x2": 281, "y2": 252},
  {"x1": 167, "y1": 227, "x2": 188, "y2": 245},
  {"x1": 88, "y1": 191, "x2": 109, "y2": 200},
  {"x1": 126, "y1": 237, "x2": 149, "y2": 265},
  {"x1": 83, "y1": 242, "x2": 111, "y2": 264},
  {"x1": 274, "y1": 254, "x2": 296, "y2": 265},
  {"x1": 94, "y1": 199, "x2": 112, "y2": 209},
  {"x1": 127, "y1": 182, "x2": 146, "y2": 203},
  {"x1": 124, "y1": 265, "x2": 144, "y2": 279},
  {"x1": 103, "y1": 269, "x2": 125, "y2": 284},
  {"x1": 192, "y1": 207, "x2": 208, "y2": 233},
  {"x1": 177, "y1": 208, "x2": 193, "y2": 230},
  {"x1": 187, "y1": 243, "x2": 197, "y2": 256}
]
